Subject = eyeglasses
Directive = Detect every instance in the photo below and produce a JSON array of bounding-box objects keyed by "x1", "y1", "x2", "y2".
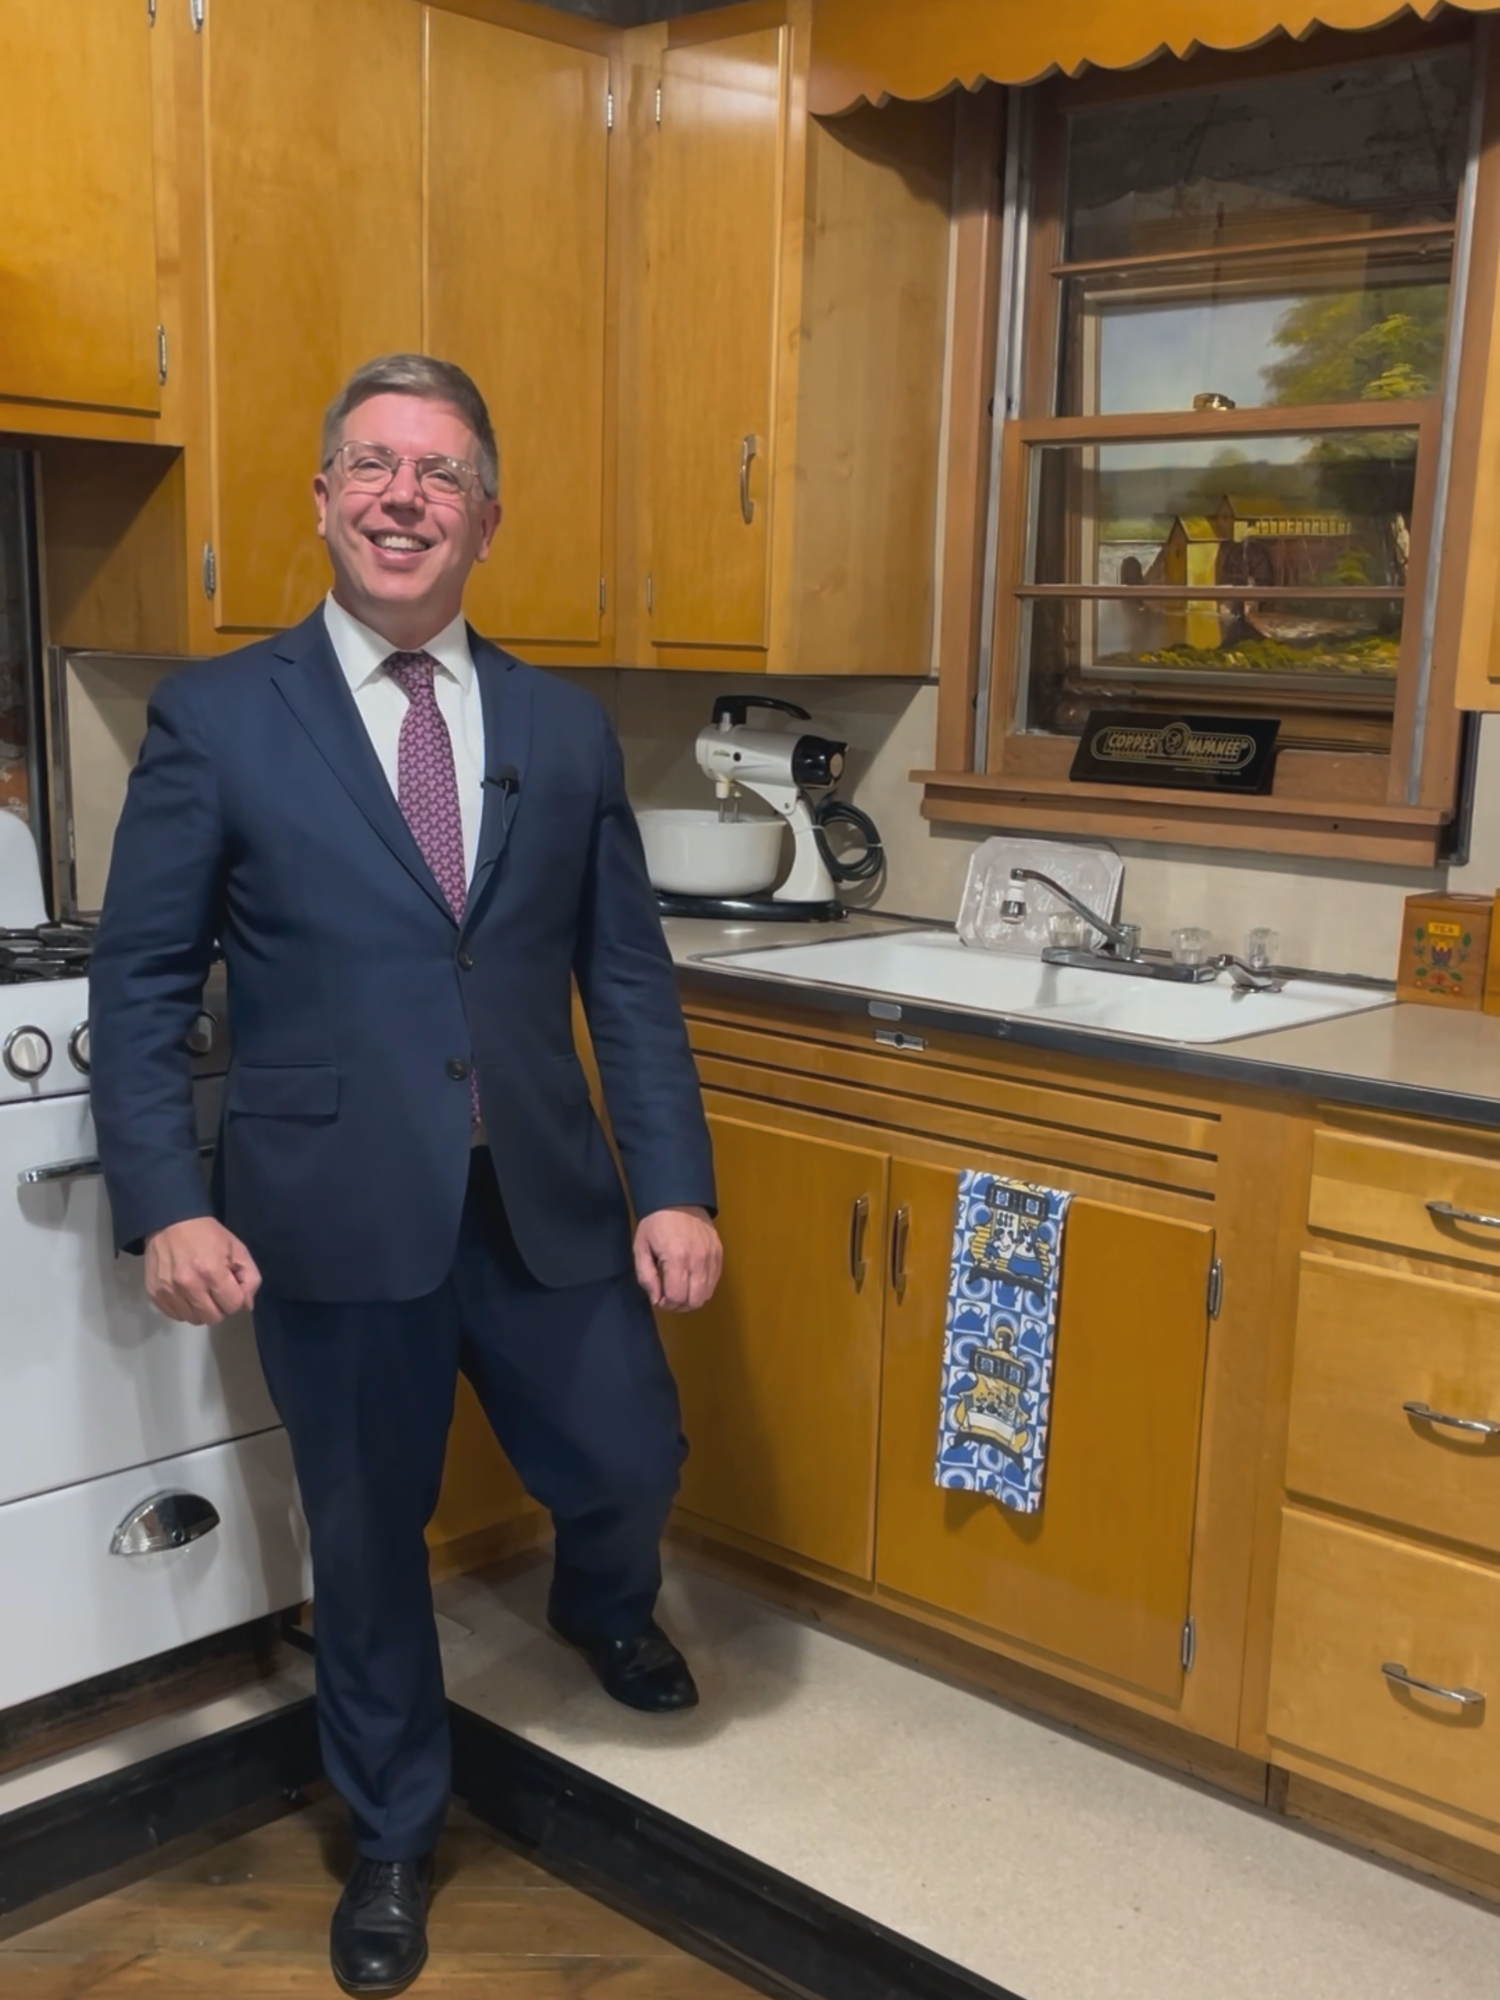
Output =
[{"x1": 326, "y1": 440, "x2": 486, "y2": 502}]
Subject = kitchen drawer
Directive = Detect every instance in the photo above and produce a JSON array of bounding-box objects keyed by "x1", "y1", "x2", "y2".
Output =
[
  {"x1": 1268, "y1": 1508, "x2": 1500, "y2": 1826},
  {"x1": 1308, "y1": 1126, "x2": 1500, "y2": 1273},
  {"x1": 2, "y1": 1094, "x2": 279, "y2": 1504},
  {"x1": 1287, "y1": 1258, "x2": 1500, "y2": 1553},
  {"x1": 0, "y1": 1429, "x2": 309, "y2": 1712}
]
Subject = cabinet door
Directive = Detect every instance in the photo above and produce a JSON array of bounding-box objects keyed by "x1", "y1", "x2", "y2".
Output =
[
  {"x1": 877, "y1": 1161, "x2": 1215, "y2": 1699},
  {"x1": 660, "y1": 1112, "x2": 887, "y2": 1578},
  {"x1": 202, "y1": 0, "x2": 422, "y2": 630},
  {"x1": 646, "y1": 27, "x2": 785, "y2": 649},
  {"x1": 426, "y1": 10, "x2": 611, "y2": 652},
  {"x1": 0, "y1": 0, "x2": 158, "y2": 414}
]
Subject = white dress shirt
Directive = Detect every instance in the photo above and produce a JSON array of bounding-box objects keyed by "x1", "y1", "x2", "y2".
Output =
[{"x1": 322, "y1": 593, "x2": 486, "y2": 884}]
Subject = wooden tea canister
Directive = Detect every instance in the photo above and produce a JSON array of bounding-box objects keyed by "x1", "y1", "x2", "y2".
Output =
[{"x1": 1398, "y1": 892, "x2": 1493, "y2": 1008}]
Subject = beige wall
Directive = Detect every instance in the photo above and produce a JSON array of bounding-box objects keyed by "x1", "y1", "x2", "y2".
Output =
[{"x1": 566, "y1": 668, "x2": 1500, "y2": 981}]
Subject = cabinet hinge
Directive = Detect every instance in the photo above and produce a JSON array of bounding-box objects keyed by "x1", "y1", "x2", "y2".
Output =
[
  {"x1": 202, "y1": 543, "x2": 217, "y2": 599},
  {"x1": 1207, "y1": 1257, "x2": 1224, "y2": 1321},
  {"x1": 606, "y1": 90, "x2": 614, "y2": 131},
  {"x1": 598, "y1": 576, "x2": 607, "y2": 614},
  {"x1": 645, "y1": 572, "x2": 654, "y2": 613},
  {"x1": 1181, "y1": 1617, "x2": 1196, "y2": 1673},
  {"x1": 190, "y1": 0, "x2": 205, "y2": 30},
  {"x1": 156, "y1": 325, "x2": 169, "y2": 387},
  {"x1": 654, "y1": 82, "x2": 663, "y2": 125}
]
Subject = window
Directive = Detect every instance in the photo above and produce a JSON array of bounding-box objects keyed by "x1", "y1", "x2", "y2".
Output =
[{"x1": 934, "y1": 31, "x2": 1495, "y2": 862}]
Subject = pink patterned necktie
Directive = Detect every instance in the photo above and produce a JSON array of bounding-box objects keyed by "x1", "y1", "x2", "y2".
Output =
[{"x1": 384, "y1": 650, "x2": 479, "y2": 1123}]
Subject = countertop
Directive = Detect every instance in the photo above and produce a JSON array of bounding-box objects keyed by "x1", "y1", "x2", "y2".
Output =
[{"x1": 664, "y1": 912, "x2": 1500, "y2": 1132}]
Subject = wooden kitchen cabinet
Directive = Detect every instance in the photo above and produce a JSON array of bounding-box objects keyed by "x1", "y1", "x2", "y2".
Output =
[
  {"x1": 877, "y1": 1158, "x2": 1216, "y2": 1700},
  {"x1": 629, "y1": 2, "x2": 957, "y2": 675},
  {"x1": 1267, "y1": 1107, "x2": 1500, "y2": 1853},
  {"x1": 425, "y1": 5, "x2": 617, "y2": 663},
  {"x1": 198, "y1": 0, "x2": 423, "y2": 632},
  {"x1": 658, "y1": 1110, "x2": 888, "y2": 1579},
  {"x1": 0, "y1": 0, "x2": 161, "y2": 422}
]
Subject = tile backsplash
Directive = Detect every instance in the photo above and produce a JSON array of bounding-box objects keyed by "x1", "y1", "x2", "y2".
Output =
[{"x1": 566, "y1": 667, "x2": 1500, "y2": 982}]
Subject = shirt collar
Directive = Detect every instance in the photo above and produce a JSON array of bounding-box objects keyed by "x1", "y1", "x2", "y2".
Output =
[{"x1": 322, "y1": 593, "x2": 475, "y2": 695}]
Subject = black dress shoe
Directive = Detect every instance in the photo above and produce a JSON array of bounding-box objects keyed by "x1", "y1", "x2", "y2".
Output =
[
  {"x1": 550, "y1": 1615, "x2": 700, "y2": 1712},
  {"x1": 330, "y1": 1852, "x2": 434, "y2": 1997}
]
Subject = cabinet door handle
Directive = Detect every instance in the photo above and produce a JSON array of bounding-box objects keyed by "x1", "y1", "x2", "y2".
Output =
[
  {"x1": 1427, "y1": 1199, "x2": 1500, "y2": 1232},
  {"x1": 849, "y1": 1194, "x2": 870, "y2": 1287},
  {"x1": 1381, "y1": 1661, "x2": 1486, "y2": 1709},
  {"x1": 739, "y1": 433, "x2": 759, "y2": 524},
  {"x1": 1403, "y1": 1400, "x2": 1500, "y2": 1438},
  {"x1": 110, "y1": 1490, "x2": 221, "y2": 1557},
  {"x1": 890, "y1": 1204, "x2": 910, "y2": 1298}
]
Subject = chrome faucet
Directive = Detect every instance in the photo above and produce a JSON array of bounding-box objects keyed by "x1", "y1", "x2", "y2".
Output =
[
  {"x1": 1000, "y1": 869, "x2": 1138, "y2": 958},
  {"x1": 1001, "y1": 868, "x2": 1285, "y2": 991}
]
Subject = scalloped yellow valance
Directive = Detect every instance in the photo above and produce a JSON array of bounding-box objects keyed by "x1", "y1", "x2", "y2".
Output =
[{"x1": 809, "y1": 0, "x2": 1500, "y2": 113}]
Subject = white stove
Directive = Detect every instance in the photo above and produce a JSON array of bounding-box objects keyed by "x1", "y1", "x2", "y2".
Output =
[{"x1": 0, "y1": 839, "x2": 309, "y2": 1715}]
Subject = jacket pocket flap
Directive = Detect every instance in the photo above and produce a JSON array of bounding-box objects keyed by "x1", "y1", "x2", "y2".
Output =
[{"x1": 227, "y1": 1063, "x2": 339, "y2": 1118}]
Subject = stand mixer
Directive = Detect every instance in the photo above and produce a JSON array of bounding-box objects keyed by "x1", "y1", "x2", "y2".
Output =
[{"x1": 647, "y1": 695, "x2": 884, "y2": 921}]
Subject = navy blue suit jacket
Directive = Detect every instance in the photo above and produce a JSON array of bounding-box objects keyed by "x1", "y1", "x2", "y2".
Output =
[{"x1": 89, "y1": 608, "x2": 716, "y2": 1302}]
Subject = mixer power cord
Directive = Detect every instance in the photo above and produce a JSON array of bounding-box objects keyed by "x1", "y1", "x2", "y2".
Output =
[{"x1": 812, "y1": 798, "x2": 885, "y2": 886}]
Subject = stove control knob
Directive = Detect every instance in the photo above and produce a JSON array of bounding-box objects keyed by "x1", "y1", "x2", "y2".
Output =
[
  {"x1": 4, "y1": 1027, "x2": 54, "y2": 1081},
  {"x1": 186, "y1": 1011, "x2": 219, "y2": 1057},
  {"x1": 68, "y1": 1024, "x2": 91, "y2": 1074}
]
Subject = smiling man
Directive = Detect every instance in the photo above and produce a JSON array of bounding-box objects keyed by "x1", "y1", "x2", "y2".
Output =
[{"x1": 89, "y1": 355, "x2": 721, "y2": 1997}]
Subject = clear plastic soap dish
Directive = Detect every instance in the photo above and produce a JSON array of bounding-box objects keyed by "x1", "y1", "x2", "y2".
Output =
[{"x1": 956, "y1": 838, "x2": 1125, "y2": 956}]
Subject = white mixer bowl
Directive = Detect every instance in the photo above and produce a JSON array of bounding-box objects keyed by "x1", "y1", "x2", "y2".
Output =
[{"x1": 637, "y1": 808, "x2": 785, "y2": 897}]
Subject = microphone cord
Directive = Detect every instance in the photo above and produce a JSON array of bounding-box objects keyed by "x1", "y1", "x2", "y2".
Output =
[{"x1": 812, "y1": 798, "x2": 885, "y2": 886}]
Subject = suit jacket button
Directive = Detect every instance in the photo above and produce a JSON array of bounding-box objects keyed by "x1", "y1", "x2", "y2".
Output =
[
  {"x1": 457, "y1": 948, "x2": 475, "y2": 971},
  {"x1": 446, "y1": 1057, "x2": 471, "y2": 1081}
]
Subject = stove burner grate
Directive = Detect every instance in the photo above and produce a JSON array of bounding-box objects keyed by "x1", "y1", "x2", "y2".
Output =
[{"x1": 0, "y1": 921, "x2": 97, "y2": 985}]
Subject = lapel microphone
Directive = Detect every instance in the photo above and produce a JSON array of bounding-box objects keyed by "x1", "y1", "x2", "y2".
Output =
[{"x1": 485, "y1": 765, "x2": 521, "y2": 795}]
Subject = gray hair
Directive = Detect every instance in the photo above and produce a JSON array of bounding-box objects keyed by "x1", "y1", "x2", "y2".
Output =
[{"x1": 321, "y1": 354, "x2": 500, "y2": 499}]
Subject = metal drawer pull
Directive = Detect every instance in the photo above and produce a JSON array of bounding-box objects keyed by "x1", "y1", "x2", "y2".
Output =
[
  {"x1": 849, "y1": 1193, "x2": 870, "y2": 1286},
  {"x1": 890, "y1": 1204, "x2": 911, "y2": 1298},
  {"x1": 20, "y1": 1141, "x2": 215, "y2": 1188},
  {"x1": 1381, "y1": 1661, "x2": 1485, "y2": 1709},
  {"x1": 1427, "y1": 1199, "x2": 1500, "y2": 1232},
  {"x1": 739, "y1": 433, "x2": 759, "y2": 525},
  {"x1": 1403, "y1": 1400, "x2": 1500, "y2": 1438},
  {"x1": 110, "y1": 1490, "x2": 221, "y2": 1557}
]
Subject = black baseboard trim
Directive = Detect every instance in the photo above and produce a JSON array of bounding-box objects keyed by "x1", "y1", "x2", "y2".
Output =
[
  {"x1": 450, "y1": 1702, "x2": 1024, "y2": 2000},
  {"x1": 0, "y1": 1696, "x2": 320, "y2": 1919}
]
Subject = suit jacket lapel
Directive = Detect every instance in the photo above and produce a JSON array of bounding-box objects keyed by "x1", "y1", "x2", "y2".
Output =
[
  {"x1": 464, "y1": 634, "x2": 534, "y2": 931},
  {"x1": 269, "y1": 610, "x2": 455, "y2": 923}
]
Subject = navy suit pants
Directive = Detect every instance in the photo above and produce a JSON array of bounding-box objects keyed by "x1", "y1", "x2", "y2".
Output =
[{"x1": 252, "y1": 1146, "x2": 686, "y2": 1860}]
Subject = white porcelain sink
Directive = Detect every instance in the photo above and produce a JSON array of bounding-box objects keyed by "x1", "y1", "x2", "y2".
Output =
[{"x1": 698, "y1": 929, "x2": 1395, "y2": 1047}]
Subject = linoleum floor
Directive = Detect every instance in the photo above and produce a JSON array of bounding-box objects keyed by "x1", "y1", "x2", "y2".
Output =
[{"x1": 441, "y1": 1556, "x2": 1500, "y2": 2000}]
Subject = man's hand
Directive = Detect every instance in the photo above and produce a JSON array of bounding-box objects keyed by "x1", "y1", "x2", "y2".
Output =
[
  {"x1": 146, "y1": 1218, "x2": 263, "y2": 1326},
  {"x1": 634, "y1": 1206, "x2": 722, "y2": 1313}
]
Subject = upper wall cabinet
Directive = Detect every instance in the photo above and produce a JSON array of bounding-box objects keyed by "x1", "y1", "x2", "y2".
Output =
[
  {"x1": 0, "y1": 0, "x2": 161, "y2": 423},
  {"x1": 199, "y1": 0, "x2": 423, "y2": 633},
  {"x1": 425, "y1": 6, "x2": 616, "y2": 665},
  {"x1": 629, "y1": 1, "x2": 957, "y2": 677}
]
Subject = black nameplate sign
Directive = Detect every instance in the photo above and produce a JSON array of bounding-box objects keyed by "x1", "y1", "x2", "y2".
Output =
[{"x1": 1069, "y1": 712, "x2": 1280, "y2": 794}]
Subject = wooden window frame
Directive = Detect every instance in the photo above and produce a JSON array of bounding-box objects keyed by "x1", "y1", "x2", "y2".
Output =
[{"x1": 923, "y1": 21, "x2": 1500, "y2": 866}]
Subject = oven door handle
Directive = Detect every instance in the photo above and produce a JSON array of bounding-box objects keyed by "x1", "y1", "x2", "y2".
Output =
[{"x1": 19, "y1": 1141, "x2": 215, "y2": 1188}]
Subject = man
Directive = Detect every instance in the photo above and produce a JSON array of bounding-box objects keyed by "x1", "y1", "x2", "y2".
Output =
[{"x1": 90, "y1": 355, "x2": 722, "y2": 1998}]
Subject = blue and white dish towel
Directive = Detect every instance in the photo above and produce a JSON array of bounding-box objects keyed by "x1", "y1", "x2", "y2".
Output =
[{"x1": 934, "y1": 1169, "x2": 1073, "y2": 1514}]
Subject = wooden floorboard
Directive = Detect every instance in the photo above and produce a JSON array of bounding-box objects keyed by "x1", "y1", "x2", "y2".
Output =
[{"x1": 0, "y1": 1790, "x2": 761, "y2": 1996}]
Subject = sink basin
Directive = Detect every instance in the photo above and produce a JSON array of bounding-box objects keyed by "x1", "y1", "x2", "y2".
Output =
[{"x1": 697, "y1": 929, "x2": 1395, "y2": 1046}]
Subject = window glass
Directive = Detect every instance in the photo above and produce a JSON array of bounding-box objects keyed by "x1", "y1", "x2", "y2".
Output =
[
  {"x1": 1016, "y1": 432, "x2": 1415, "y2": 736},
  {"x1": 1065, "y1": 52, "x2": 1471, "y2": 262}
]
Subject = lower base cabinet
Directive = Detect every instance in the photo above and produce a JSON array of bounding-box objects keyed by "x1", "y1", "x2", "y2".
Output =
[
  {"x1": 877, "y1": 1161, "x2": 1216, "y2": 1700},
  {"x1": 659, "y1": 1111, "x2": 889, "y2": 1579},
  {"x1": 1268, "y1": 1507, "x2": 1500, "y2": 1827},
  {"x1": 664, "y1": 1089, "x2": 1217, "y2": 1701}
]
